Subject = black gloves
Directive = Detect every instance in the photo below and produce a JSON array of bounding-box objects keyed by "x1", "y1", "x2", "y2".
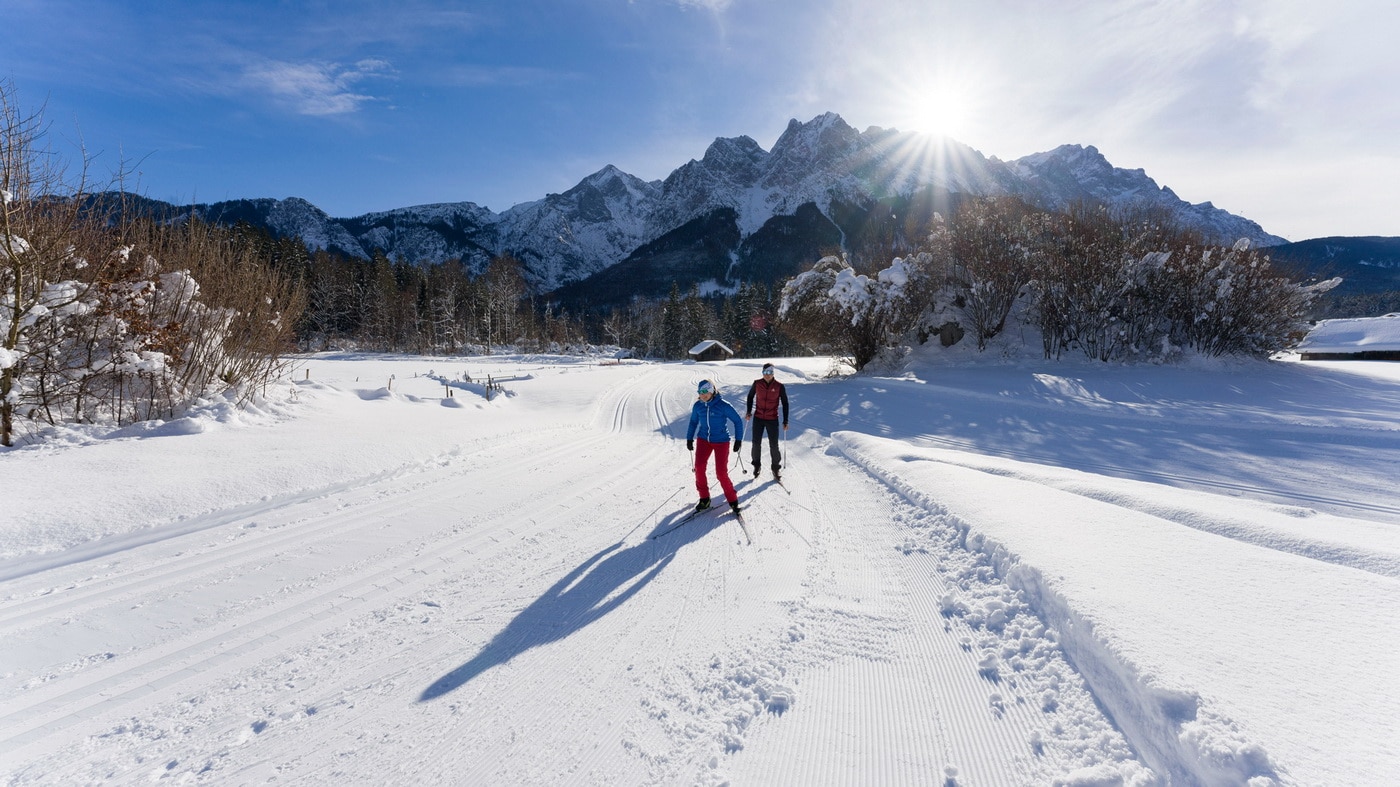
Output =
[{"x1": 686, "y1": 438, "x2": 743, "y2": 451}]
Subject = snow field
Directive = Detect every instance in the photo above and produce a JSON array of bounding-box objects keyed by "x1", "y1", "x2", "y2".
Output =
[{"x1": 3, "y1": 352, "x2": 1399, "y2": 784}]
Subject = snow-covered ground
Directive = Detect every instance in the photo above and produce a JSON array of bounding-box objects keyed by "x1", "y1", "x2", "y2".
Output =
[{"x1": 2, "y1": 346, "x2": 1399, "y2": 785}]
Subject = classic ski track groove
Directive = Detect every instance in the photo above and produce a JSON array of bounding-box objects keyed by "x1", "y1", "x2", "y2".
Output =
[
  {"x1": 0, "y1": 424, "x2": 665, "y2": 756},
  {"x1": 0, "y1": 426, "x2": 583, "y2": 631},
  {"x1": 0, "y1": 424, "x2": 587, "y2": 584}
]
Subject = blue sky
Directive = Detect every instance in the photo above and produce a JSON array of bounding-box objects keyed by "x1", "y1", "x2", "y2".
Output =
[{"x1": 3, "y1": 0, "x2": 1394, "y2": 241}]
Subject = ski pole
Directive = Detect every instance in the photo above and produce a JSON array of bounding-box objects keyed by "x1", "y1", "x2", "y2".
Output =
[{"x1": 733, "y1": 419, "x2": 744, "y2": 470}]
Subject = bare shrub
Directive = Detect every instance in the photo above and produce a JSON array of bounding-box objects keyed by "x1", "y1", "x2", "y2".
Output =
[
  {"x1": 120, "y1": 218, "x2": 305, "y2": 406},
  {"x1": 944, "y1": 197, "x2": 1043, "y2": 349},
  {"x1": 1, "y1": 80, "x2": 121, "y2": 445},
  {"x1": 2, "y1": 81, "x2": 304, "y2": 444},
  {"x1": 902, "y1": 198, "x2": 1329, "y2": 363}
]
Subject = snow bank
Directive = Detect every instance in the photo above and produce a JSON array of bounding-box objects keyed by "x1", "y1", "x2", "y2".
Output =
[{"x1": 831, "y1": 431, "x2": 1400, "y2": 786}]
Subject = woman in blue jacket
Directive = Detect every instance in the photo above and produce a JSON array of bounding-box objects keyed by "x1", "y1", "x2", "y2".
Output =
[{"x1": 686, "y1": 379, "x2": 744, "y2": 514}]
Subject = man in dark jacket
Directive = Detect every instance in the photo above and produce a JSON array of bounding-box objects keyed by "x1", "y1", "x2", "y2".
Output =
[{"x1": 744, "y1": 363, "x2": 790, "y2": 480}]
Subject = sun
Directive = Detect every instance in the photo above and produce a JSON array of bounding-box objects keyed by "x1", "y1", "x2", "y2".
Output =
[
  {"x1": 905, "y1": 87, "x2": 973, "y2": 139},
  {"x1": 879, "y1": 64, "x2": 981, "y2": 140}
]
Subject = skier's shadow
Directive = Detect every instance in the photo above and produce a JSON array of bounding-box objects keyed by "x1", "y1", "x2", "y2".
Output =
[{"x1": 419, "y1": 511, "x2": 718, "y2": 701}]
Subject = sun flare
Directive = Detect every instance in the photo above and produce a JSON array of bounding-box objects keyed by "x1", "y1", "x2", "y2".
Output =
[{"x1": 905, "y1": 87, "x2": 972, "y2": 139}]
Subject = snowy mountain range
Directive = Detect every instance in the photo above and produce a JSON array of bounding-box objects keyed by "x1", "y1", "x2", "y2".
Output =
[{"x1": 143, "y1": 112, "x2": 1287, "y2": 301}]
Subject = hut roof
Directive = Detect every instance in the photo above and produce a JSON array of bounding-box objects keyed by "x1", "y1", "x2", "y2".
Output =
[
  {"x1": 688, "y1": 339, "x2": 734, "y2": 357},
  {"x1": 1297, "y1": 314, "x2": 1400, "y2": 354}
]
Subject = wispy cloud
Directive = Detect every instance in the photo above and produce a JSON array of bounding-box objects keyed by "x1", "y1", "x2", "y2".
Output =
[
  {"x1": 675, "y1": 0, "x2": 734, "y2": 10},
  {"x1": 628, "y1": 0, "x2": 733, "y2": 11},
  {"x1": 242, "y1": 58, "x2": 395, "y2": 116},
  {"x1": 440, "y1": 64, "x2": 576, "y2": 88}
]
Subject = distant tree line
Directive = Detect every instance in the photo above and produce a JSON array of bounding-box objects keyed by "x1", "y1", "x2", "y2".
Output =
[
  {"x1": 1310, "y1": 290, "x2": 1400, "y2": 320},
  {"x1": 273, "y1": 238, "x2": 804, "y2": 362},
  {"x1": 595, "y1": 281, "x2": 803, "y2": 361}
]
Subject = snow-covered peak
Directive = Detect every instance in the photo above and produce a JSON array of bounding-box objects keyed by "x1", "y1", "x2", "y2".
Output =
[
  {"x1": 567, "y1": 164, "x2": 661, "y2": 207},
  {"x1": 357, "y1": 201, "x2": 496, "y2": 225},
  {"x1": 490, "y1": 164, "x2": 663, "y2": 291},
  {"x1": 699, "y1": 135, "x2": 768, "y2": 171},
  {"x1": 250, "y1": 197, "x2": 364, "y2": 255},
  {"x1": 1013, "y1": 144, "x2": 1136, "y2": 193},
  {"x1": 767, "y1": 113, "x2": 863, "y2": 174}
]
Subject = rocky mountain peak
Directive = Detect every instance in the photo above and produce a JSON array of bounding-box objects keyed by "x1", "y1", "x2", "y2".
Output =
[
  {"x1": 767, "y1": 112, "x2": 863, "y2": 174},
  {"x1": 699, "y1": 135, "x2": 768, "y2": 172}
]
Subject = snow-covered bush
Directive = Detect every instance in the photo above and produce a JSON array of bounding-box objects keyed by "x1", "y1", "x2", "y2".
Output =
[
  {"x1": 1030, "y1": 203, "x2": 1150, "y2": 361},
  {"x1": 3, "y1": 219, "x2": 302, "y2": 444},
  {"x1": 1164, "y1": 239, "x2": 1339, "y2": 357},
  {"x1": 779, "y1": 253, "x2": 923, "y2": 370},
  {"x1": 2, "y1": 79, "x2": 113, "y2": 445}
]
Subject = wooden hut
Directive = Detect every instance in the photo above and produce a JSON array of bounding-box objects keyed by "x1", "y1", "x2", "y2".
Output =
[{"x1": 688, "y1": 339, "x2": 735, "y2": 362}]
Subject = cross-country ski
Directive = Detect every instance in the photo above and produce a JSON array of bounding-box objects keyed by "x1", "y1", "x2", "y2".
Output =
[
  {"x1": 731, "y1": 509, "x2": 753, "y2": 545},
  {"x1": 651, "y1": 505, "x2": 716, "y2": 540}
]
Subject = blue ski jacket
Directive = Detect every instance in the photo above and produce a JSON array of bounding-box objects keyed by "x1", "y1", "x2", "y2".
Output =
[{"x1": 687, "y1": 394, "x2": 743, "y2": 444}]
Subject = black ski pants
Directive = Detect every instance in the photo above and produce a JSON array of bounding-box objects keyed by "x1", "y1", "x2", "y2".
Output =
[{"x1": 750, "y1": 418, "x2": 781, "y2": 471}]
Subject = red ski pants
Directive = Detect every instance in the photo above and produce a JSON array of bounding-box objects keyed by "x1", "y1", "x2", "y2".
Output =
[{"x1": 693, "y1": 438, "x2": 738, "y2": 504}]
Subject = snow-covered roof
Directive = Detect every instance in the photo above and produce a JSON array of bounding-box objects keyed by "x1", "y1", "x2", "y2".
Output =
[
  {"x1": 1297, "y1": 314, "x2": 1400, "y2": 353},
  {"x1": 688, "y1": 339, "x2": 734, "y2": 356}
]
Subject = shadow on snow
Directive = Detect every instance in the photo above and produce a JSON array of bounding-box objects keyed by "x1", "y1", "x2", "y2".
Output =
[{"x1": 419, "y1": 508, "x2": 721, "y2": 701}]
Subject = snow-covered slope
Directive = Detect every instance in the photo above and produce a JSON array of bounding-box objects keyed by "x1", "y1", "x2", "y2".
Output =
[{"x1": 343, "y1": 201, "x2": 499, "y2": 273}]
